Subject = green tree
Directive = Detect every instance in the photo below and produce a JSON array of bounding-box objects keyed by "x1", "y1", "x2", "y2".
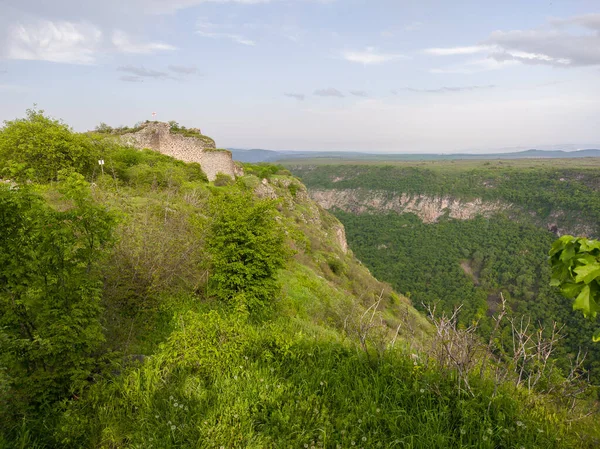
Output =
[
  {"x1": 549, "y1": 235, "x2": 600, "y2": 341},
  {"x1": 0, "y1": 108, "x2": 99, "y2": 182},
  {"x1": 206, "y1": 189, "x2": 289, "y2": 311},
  {"x1": 0, "y1": 173, "x2": 115, "y2": 418}
]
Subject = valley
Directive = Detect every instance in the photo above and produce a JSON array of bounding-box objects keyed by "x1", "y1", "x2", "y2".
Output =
[{"x1": 289, "y1": 159, "x2": 600, "y2": 378}]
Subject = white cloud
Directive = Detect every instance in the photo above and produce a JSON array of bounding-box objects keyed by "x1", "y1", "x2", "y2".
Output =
[
  {"x1": 196, "y1": 19, "x2": 256, "y2": 45},
  {"x1": 430, "y1": 58, "x2": 518, "y2": 74},
  {"x1": 112, "y1": 30, "x2": 176, "y2": 54},
  {"x1": 424, "y1": 45, "x2": 495, "y2": 56},
  {"x1": 426, "y1": 14, "x2": 600, "y2": 69},
  {"x1": 342, "y1": 48, "x2": 405, "y2": 65},
  {"x1": 4, "y1": 20, "x2": 102, "y2": 64}
]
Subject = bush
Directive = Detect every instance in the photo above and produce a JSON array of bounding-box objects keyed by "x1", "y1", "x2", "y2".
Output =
[
  {"x1": 0, "y1": 174, "x2": 115, "y2": 424},
  {"x1": 213, "y1": 172, "x2": 234, "y2": 186},
  {"x1": 0, "y1": 108, "x2": 99, "y2": 181},
  {"x1": 207, "y1": 189, "x2": 289, "y2": 311}
]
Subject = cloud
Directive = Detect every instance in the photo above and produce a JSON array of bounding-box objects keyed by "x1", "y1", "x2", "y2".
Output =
[
  {"x1": 426, "y1": 14, "x2": 600, "y2": 69},
  {"x1": 4, "y1": 20, "x2": 102, "y2": 64},
  {"x1": 112, "y1": 30, "x2": 176, "y2": 54},
  {"x1": 429, "y1": 58, "x2": 518, "y2": 74},
  {"x1": 285, "y1": 93, "x2": 305, "y2": 101},
  {"x1": 314, "y1": 88, "x2": 344, "y2": 98},
  {"x1": 119, "y1": 75, "x2": 144, "y2": 82},
  {"x1": 169, "y1": 65, "x2": 198, "y2": 74},
  {"x1": 486, "y1": 27, "x2": 600, "y2": 67},
  {"x1": 196, "y1": 19, "x2": 256, "y2": 46},
  {"x1": 424, "y1": 45, "x2": 495, "y2": 56},
  {"x1": 550, "y1": 13, "x2": 600, "y2": 30},
  {"x1": 350, "y1": 90, "x2": 368, "y2": 97},
  {"x1": 342, "y1": 48, "x2": 405, "y2": 65},
  {"x1": 118, "y1": 65, "x2": 169, "y2": 78},
  {"x1": 403, "y1": 85, "x2": 495, "y2": 93}
]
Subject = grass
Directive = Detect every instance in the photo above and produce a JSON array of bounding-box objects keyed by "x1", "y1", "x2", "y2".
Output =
[{"x1": 47, "y1": 305, "x2": 597, "y2": 448}]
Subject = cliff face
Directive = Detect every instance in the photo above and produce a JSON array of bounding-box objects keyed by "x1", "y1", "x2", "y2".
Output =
[
  {"x1": 309, "y1": 188, "x2": 510, "y2": 224},
  {"x1": 121, "y1": 122, "x2": 236, "y2": 181},
  {"x1": 307, "y1": 188, "x2": 595, "y2": 237}
]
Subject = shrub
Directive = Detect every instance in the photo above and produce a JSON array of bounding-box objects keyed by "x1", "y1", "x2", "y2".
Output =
[
  {"x1": 0, "y1": 108, "x2": 99, "y2": 181},
  {"x1": 0, "y1": 174, "x2": 115, "y2": 422},
  {"x1": 207, "y1": 189, "x2": 289, "y2": 311},
  {"x1": 213, "y1": 172, "x2": 234, "y2": 186}
]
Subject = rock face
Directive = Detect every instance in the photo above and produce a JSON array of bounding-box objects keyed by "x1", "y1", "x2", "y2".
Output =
[
  {"x1": 121, "y1": 122, "x2": 236, "y2": 181},
  {"x1": 309, "y1": 188, "x2": 511, "y2": 224}
]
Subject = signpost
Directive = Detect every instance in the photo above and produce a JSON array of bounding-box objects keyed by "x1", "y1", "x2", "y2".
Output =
[{"x1": 98, "y1": 159, "x2": 105, "y2": 176}]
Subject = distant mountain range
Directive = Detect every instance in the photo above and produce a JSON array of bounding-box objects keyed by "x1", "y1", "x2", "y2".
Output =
[{"x1": 229, "y1": 148, "x2": 600, "y2": 163}]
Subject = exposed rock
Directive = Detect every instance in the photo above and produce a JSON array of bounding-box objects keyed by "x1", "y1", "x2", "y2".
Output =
[{"x1": 310, "y1": 189, "x2": 510, "y2": 224}]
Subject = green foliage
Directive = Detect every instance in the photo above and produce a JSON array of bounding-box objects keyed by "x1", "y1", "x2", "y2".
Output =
[
  {"x1": 0, "y1": 175, "x2": 115, "y2": 420},
  {"x1": 213, "y1": 172, "x2": 234, "y2": 186},
  {"x1": 207, "y1": 189, "x2": 289, "y2": 311},
  {"x1": 243, "y1": 162, "x2": 291, "y2": 179},
  {"x1": 333, "y1": 211, "x2": 600, "y2": 376},
  {"x1": 0, "y1": 108, "x2": 99, "y2": 181},
  {"x1": 550, "y1": 236, "x2": 600, "y2": 341}
]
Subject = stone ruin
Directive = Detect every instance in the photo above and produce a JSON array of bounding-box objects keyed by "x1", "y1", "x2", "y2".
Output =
[{"x1": 121, "y1": 122, "x2": 238, "y2": 181}]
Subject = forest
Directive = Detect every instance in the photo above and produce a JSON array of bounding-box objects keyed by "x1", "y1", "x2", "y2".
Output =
[
  {"x1": 335, "y1": 211, "x2": 600, "y2": 377},
  {"x1": 1, "y1": 110, "x2": 600, "y2": 447}
]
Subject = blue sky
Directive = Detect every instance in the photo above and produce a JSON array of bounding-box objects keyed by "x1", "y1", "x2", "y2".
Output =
[{"x1": 1, "y1": 0, "x2": 599, "y2": 152}]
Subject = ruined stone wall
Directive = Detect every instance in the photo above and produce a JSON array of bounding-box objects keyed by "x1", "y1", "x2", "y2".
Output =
[
  {"x1": 121, "y1": 122, "x2": 236, "y2": 181},
  {"x1": 199, "y1": 151, "x2": 237, "y2": 181}
]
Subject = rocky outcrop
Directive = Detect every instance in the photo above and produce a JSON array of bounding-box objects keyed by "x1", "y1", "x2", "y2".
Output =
[
  {"x1": 121, "y1": 122, "x2": 236, "y2": 182},
  {"x1": 310, "y1": 189, "x2": 511, "y2": 224}
]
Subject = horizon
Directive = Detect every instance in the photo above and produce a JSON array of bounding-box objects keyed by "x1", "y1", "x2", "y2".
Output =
[{"x1": 1, "y1": 1, "x2": 599, "y2": 152}]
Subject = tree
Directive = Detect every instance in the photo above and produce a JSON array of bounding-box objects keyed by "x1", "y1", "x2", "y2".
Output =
[
  {"x1": 206, "y1": 189, "x2": 289, "y2": 311},
  {"x1": 0, "y1": 173, "x2": 115, "y2": 416},
  {"x1": 0, "y1": 108, "x2": 98, "y2": 182},
  {"x1": 549, "y1": 235, "x2": 600, "y2": 341}
]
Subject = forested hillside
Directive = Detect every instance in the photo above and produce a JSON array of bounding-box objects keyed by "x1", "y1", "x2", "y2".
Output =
[
  {"x1": 1, "y1": 111, "x2": 600, "y2": 447},
  {"x1": 289, "y1": 161, "x2": 600, "y2": 379}
]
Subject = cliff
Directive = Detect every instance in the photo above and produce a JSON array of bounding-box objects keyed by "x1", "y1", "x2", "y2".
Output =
[{"x1": 121, "y1": 122, "x2": 236, "y2": 181}]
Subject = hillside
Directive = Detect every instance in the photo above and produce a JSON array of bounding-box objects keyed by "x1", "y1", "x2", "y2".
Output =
[
  {"x1": 288, "y1": 160, "x2": 600, "y2": 378},
  {"x1": 1, "y1": 111, "x2": 600, "y2": 448}
]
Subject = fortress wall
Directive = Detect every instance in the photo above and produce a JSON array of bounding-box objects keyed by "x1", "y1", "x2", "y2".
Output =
[
  {"x1": 199, "y1": 151, "x2": 237, "y2": 181},
  {"x1": 158, "y1": 133, "x2": 214, "y2": 162},
  {"x1": 121, "y1": 122, "x2": 235, "y2": 181}
]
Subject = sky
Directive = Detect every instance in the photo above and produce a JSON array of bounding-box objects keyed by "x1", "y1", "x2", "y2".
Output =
[{"x1": 0, "y1": 0, "x2": 599, "y2": 153}]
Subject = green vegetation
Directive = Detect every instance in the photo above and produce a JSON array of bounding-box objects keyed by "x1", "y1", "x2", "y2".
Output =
[
  {"x1": 290, "y1": 162, "x2": 600, "y2": 235},
  {"x1": 207, "y1": 189, "x2": 288, "y2": 311},
  {"x1": 334, "y1": 211, "x2": 600, "y2": 377},
  {"x1": 1, "y1": 111, "x2": 599, "y2": 447},
  {"x1": 550, "y1": 236, "x2": 600, "y2": 341}
]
